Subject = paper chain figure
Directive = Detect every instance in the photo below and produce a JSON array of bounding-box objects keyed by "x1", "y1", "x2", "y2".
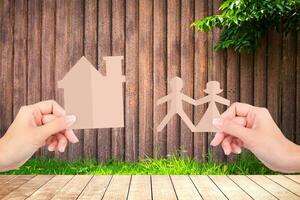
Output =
[{"x1": 157, "y1": 77, "x2": 230, "y2": 132}]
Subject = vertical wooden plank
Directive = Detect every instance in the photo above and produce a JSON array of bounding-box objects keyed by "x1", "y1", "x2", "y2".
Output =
[
  {"x1": 180, "y1": 0, "x2": 194, "y2": 158},
  {"x1": 171, "y1": 175, "x2": 202, "y2": 200},
  {"x1": 194, "y1": 0, "x2": 208, "y2": 162},
  {"x1": 55, "y1": 0, "x2": 70, "y2": 160},
  {"x1": 167, "y1": 0, "x2": 181, "y2": 156},
  {"x1": 28, "y1": 0, "x2": 42, "y2": 157},
  {"x1": 111, "y1": 0, "x2": 125, "y2": 161},
  {"x1": 125, "y1": 0, "x2": 139, "y2": 162},
  {"x1": 83, "y1": 0, "x2": 98, "y2": 160},
  {"x1": 267, "y1": 30, "x2": 282, "y2": 126},
  {"x1": 67, "y1": 0, "x2": 84, "y2": 161},
  {"x1": 240, "y1": 52, "x2": 254, "y2": 103},
  {"x1": 207, "y1": 0, "x2": 226, "y2": 162},
  {"x1": 127, "y1": 175, "x2": 151, "y2": 200},
  {"x1": 153, "y1": 0, "x2": 167, "y2": 159},
  {"x1": 27, "y1": 0, "x2": 41, "y2": 105},
  {"x1": 296, "y1": 33, "x2": 300, "y2": 144},
  {"x1": 254, "y1": 36, "x2": 267, "y2": 107},
  {"x1": 102, "y1": 175, "x2": 131, "y2": 200},
  {"x1": 0, "y1": 0, "x2": 14, "y2": 137},
  {"x1": 152, "y1": 176, "x2": 177, "y2": 200},
  {"x1": 281, "y1": 33, "x2": 296, "y2": 142},
  {"x1": 13, "y1": 0, "x2": 27, "y2": 117},
  {"x1": 77, "y1": 176, "x2": 112, "y2": 199},
  {"x1": 40, "y1": 0, "x2": 56, "y2": 158},
  {"x1": 139, "y1": 0, "x2": 153, "y2": 159},
  {"x1": 97, "y1": 0, "x2": 112, "y2": 163},
  {"x1": 226, "y1": 48, "x2": 239, "y2": 162}
]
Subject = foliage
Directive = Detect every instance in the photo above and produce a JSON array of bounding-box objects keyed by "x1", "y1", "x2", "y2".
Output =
[
  {"x1": 1, "y1": 152, "x2": 278, "y2": 175},
  {"x1": 191, "y1": 0, "x2": 300, "y2": 52}
]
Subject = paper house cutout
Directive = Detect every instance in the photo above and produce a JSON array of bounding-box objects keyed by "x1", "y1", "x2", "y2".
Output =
[
  {"x1": 157, "y1": 77, "x2": 230, "y2": 132},
  {"x1": 58, "y1": 56, "x2": 125, "y2": 129}
]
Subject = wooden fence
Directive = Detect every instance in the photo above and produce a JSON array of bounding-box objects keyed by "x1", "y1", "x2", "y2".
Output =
[{"x1": 0, "y1": 0, "x2": 299, "y2": 163}]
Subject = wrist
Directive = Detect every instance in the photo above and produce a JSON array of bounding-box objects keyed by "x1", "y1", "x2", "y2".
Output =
[{"x1": 282, "y1": 139, "x2": 300, "y2": 173}]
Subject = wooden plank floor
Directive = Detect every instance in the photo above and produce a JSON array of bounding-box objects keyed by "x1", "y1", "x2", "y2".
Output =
[{"x1": 0, "y1": 175, "x2": 300, "y2": 199}]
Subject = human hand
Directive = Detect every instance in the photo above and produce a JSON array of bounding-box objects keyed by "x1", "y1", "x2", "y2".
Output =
[
  {"x1": 211, "y1": 102, "x2": 300, "y2": 173},
  {"x1": 0, "y1": 100, "x2": 78, "y2": 171}
]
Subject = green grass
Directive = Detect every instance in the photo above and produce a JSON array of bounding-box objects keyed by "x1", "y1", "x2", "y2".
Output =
[{"x1": 1, "y1": 152, "x2": 278, "y2": 175}]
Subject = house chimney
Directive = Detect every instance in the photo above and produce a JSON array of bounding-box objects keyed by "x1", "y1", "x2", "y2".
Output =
[{"x1": 103, "y1": 56, "x2": 124, "y2": 79}]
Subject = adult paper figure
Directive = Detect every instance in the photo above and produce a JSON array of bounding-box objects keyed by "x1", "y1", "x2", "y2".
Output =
[
  {"x1": 156, "y1": 77, "x2": 196, "y2": 132},
  {"x1": 195, "y1": 81, "x2": 230, "y2": 132}
]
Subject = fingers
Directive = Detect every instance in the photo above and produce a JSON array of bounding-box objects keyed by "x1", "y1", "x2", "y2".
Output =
[
  {"x1": 36, "y1": 115, "x2": 76, "y2": 139},
  {"x1": 213, "y1": 118, "x2": 251, "y2": 142},
  {"x1": 221, "y1": 102, "x2": 254, "y2": 119},
  {"x1": 210, "y1": 132, "x2": 225, "y2": 146},
  {"x1": 33, "y1": 100, "x2": 66, "y2": 116},
  {"x1": 56, "y1": 133, "x2": 68, "y2": 152},
  {"x1": 221, "y1": 136, "x2": 232, "y2": 155}
]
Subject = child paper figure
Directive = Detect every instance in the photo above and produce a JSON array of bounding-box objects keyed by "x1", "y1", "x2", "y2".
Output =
[
  {"x1": 157, "y1": 77, "x2": 196, "y2": 132},
  {"x1": 195, "y1": 81, "x2": 230, "y2": 132}
]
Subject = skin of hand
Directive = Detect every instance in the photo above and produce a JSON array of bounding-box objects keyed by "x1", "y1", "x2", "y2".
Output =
[
  {"x1": 0, "y1": 100, "x2": 78, "y2": 172},
  {"x1": 211, "y1": 102, "x2": 300, "y2": 173}
]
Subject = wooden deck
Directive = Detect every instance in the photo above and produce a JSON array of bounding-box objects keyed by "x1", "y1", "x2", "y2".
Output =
[{"x1": 0, "y1": 175, "x2": 300, "y2": 199}]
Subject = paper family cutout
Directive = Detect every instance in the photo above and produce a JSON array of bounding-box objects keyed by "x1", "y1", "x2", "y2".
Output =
[
  {"x1": 58, "y1": 56, "x2": 125, "y2": 129},
  {"x1": 157, "y1": 77, "x2": 230, "y2": 132}
]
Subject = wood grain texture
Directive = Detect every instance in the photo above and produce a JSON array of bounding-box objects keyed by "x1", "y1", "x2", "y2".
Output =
[
  {"x1": 248, "y1": 175, "x2": 299, "y2": 200},
  {"x1": 226, "y1": 47, "x2": 239, "y2": 162},
  {"x1": 167, "y1": 0, "x2": 181, "y2": 156},
  {"x1": 193, "y1": 0, "x2": 208, "y2": 162},
  {"x1": 111, "y1": 0, "x2": 125, "y2": 161},
  {"x1": 67, "y1": 0, "x2": 84, "y2": 162},
  {"x1": 254, "y1": 36, "x2": 267, "y2": 108},
  {"x1": 267, "y1": 30, "x2": 282, "y2": 126},
  {"x1": 102, "y1": 175, "x2": 131, "y2": 200},
  {"x1": 0, "y1": 0, "x2": 14, "y2": 137},
  {"x1": 180, "y1": 0, "x2": 194, "y2": 158},
  {"x1": 152, "y1": 175, "x2": 177, "y2": 200},
  {"x1": 77, "y1": 176, "x2": 111, "y2": 199},
  {"x1": 13, "y1": 0, "x2": 27, "y2": 117},
  {"x1": 97, "y1": 0, "x2": 112, "y2": 163},
  {"x1": 127, "y1": 175, "x2": 151, "y2": 200},
  {"x1": 153, "y1": 0, "x2": 167, "y2": 159},
  {"x1": 0, "y1": 175, "x2": 34, "y2": 198},
  {"x1": 83, "y1": 0, "x2": 98, "y2": 160},
  {"x1": 281, "y1": 33, "x2": 297, "y2": 142},
  {"x1": 296, "y1": 33, "x2": 300, "y2": 144},
  {"x1": 171, "y1": 175, "x2": 202, "y2": 200},
  {"x1": 40, "y1": 0, "x2": 56, "y2": 158},
  {"x1": 125, "y1": 0, "x2": 139, "y2": 162},
  {"x1": 55, "y1": 0, "x2": 70, "y2": 160},
  {"x1": 138, "y1": 0, "x2": 153, "y2": 159},
  {"x1": 190, "y1": 175, "x2": 227, "y2": 200},
  {"x1": 209, "y1": 175, "x2": 252, "y2": 200},
  {"x1": 207, "y1": 0, "x2": 226, "y2": 162}
]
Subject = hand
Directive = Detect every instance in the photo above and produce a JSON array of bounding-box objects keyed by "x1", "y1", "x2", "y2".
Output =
[
  {"x1": 211, "y1": 102, "x2": 300, "y2": 173},
  {"x1": 0, "y1": 100, "x2": 78, "y2": 171}
]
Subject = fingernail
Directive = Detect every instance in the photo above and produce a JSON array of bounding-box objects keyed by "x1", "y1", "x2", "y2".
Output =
[
  {"x1": 65, "y1": 115, "x2": 76, "y2": 127},
  {"x1": 224, "y1": 149, "x2": 231, "y2": 155},
  {"x1": 59, "y1": 145, "x2": 66, "y2": 152},
  {"x1": 212, "y1": 118, "x2": 223, "y2": 128},
  {"x1": 48, "y1": 145, "x2": 55, "y2": 152},
  {"x1": 210, "y1": 140, "x2": 217, "y2": 146}
]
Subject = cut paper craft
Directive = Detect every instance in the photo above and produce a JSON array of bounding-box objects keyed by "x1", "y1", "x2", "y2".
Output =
[
  {"x1": 58, "y1": 56, "x2": 125, "y2": 129},
  {"x1": 156, "y1": 77, "x2": 230, "y2": 132}
]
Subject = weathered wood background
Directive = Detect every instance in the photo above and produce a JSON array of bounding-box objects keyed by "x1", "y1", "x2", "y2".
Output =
[{"x1": 0, "y1": 0, "x2": 299, "y2": 163}]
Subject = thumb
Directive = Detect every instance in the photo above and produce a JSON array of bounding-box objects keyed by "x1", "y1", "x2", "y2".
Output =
[
  {"x1": 36, "y1": 115, "x2": 76, "y2": 138},
  {"x1": 212, "y1": 118, "x2": 251, "y2": 142}
]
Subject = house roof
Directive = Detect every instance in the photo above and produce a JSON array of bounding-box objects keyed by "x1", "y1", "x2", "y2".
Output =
[{"x1": 58, "y1": 56, "x2": 102, "y2": 88}]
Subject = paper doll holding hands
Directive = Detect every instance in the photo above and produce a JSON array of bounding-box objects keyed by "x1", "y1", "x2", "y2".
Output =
[
  {"x1": 157, "y1": 77, "x2": 197, "y2": 132},
  {"x1": 195, "y1": 81, "x2": 230, "y2": 132}
]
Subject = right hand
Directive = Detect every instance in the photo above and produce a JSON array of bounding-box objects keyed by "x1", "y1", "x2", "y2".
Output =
[{"x1": 211, "y1": 102, "x2": 300, "y2": 173}]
